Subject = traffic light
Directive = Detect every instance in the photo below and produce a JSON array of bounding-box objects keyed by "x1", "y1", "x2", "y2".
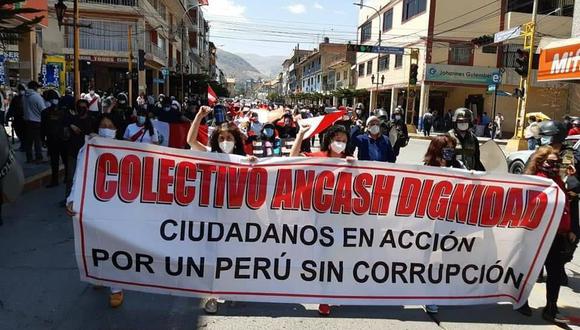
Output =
[
  {"x1": 515, "y1": 49, "x2": 529, "y2": 77},
  {"x1": 347, "y1": 44, "x2": 374, "y2": 53},
  {"x1": 471, "y1": 35, "x2": 494, "y2": 47},
  {"x1": 514, "y1": 87, "x2": 525, "y2": 98},
  {"x1": 138, "y1": 49, "x2": 145, "y2": 71},
  {"x1": 409, "y1": 64, "x2": 418, "y2": 85}
]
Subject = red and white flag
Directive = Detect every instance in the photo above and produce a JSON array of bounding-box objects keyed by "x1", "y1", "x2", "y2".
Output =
[
  {"x1": 298, "y1": 110, "x2": 347, "y2": 140},
  {"x1": 198, "y1": 0, "x2": 209, "y2": 5},
  {"x1": 208, "y1": 85, "x2": 217, "y2": 106},
  {"x1": 154, "y1": 120, "x2": 209, "y2": 149}
]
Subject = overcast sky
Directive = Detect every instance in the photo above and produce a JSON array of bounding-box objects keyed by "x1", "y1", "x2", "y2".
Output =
[{"x1": 204, "y1": 0, "x2": 359, "y2": 57}]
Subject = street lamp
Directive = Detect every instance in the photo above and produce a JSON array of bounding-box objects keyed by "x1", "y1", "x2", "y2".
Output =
[
  {"x1": 353, "y1": 2, "x2": 382, "y2": 111},
  {"x1": 54, "y1": 0, "x2": 67, "y2": 31}
]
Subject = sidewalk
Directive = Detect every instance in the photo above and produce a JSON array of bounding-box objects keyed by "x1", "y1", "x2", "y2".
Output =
[
  {"x1": 409, "y1": 131, "x2": 510, "y2": 145},
  {"x1": 8, "y1": 128, "x2": 63, "y2": 192}
]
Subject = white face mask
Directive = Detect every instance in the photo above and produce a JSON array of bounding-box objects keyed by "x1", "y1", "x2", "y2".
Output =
[
  {"x1": 89, "y1": 91, "x2": 95, "y2": 96},
  {"x1": 219, "y1": 140, "x2": 235, "y2": 154},
  {"x1": 51, "y1": 99, "x2": 59, "y2": 106},
  {"x1": 98, "y1": 128, "x2": 116, "y2": 139},
  {"x1": 368, "y1": 125, "x2": 381, "y2": 135},
  {"x1": 457, "y1": 123, "x2": 469, "y2": 131},
  {"x1": 395, "y1": 115, "x2": 401, "y2": 121},
  {"x1": 330, "y1": 141, "x2": 346, "y2": 154}
]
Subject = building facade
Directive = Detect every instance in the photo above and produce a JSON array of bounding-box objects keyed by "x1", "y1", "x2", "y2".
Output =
[
  {"x1": 355, "y1": 0, "x2": 573, "y2": 134},
  {"x1": 40, "y1": 0, "x2": 210, "y2": 99}
]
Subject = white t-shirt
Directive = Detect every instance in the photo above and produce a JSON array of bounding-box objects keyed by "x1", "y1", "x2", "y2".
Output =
[
  {"x1": 124, "y1": 123, "x2": 159, "y2": 144},
  {"x1": 85, "y1": 93, "x2": 101, "y2": 112}
]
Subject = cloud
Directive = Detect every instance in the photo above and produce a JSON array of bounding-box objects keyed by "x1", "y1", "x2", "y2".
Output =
[
  {"x1": 204, "y1": 0, "x2": 247, "y2": 22},
  {"x1": 313, "y1": 2, "x2": 323, "y2": 9},
  {"x1": 286, "y1": 3, "x2": 306, "y2": 14}
]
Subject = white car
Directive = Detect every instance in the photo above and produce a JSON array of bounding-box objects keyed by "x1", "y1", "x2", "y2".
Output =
[{"x1": 506, "y1": 135, "x2": 580, "y2": 174}]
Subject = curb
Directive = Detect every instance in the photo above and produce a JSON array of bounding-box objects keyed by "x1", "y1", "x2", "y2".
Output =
[{"x1": 22, "y1": 167, "x2": 65, "y2": 193}]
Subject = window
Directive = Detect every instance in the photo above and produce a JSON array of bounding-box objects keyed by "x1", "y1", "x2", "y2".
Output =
[
  {"x1": 378, "y1": 55, "x2": 390, "y2": 71},
  {"x1": 383, "y1": 9, "x2": 393, "y2": 31},
  {"x1": 366, "y1": 60, "x2": 373, "y2": 75},
  {"x1": 343, "y1": 70, "x2": 348, "y2": 79},
  {"x1": 360, "y1": 21, "x2": 372, "y2": 43},
  {"x1": 358, "y1": 63, "x2": 365, "y2": 77},
  {"x1": 336, "y1": 72, "x2": 341, "y2": 81},
  {"x1": 482, "y1": 45, "x2": 497, "y2": 54},
  {"x1": 402, "y1": 0, "x2": 426, "y2": 22},
  {"x1": 395, "y1": 54, "x2": 403, "y2": 68},
  {"x1": 449, "y1": 45, "x2": 472, "y2": 65}
]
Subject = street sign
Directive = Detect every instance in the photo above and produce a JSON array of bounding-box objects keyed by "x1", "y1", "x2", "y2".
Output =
[
  {"x1": 153, "y1": 78, "x2": 164, "y2": 84},
  {"x1": 494, "y1": 26, "x2": 522, "y2": 43},
  {"x1": 491, "y1": 72, "x2": 501, "y2": 84},
  {"x1": 161, "y1": 67, "x2": 169, "y2": 77},
  {"x1": 347, "y1": 44, "x2": 405, "y2": 55}
]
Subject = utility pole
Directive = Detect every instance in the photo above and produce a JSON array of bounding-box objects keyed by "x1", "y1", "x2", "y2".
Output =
[
  {"x1": 73, "y1": 0, "x2": 80, "y2": 102},
  {"x1": 507, "y1": 0, "x2": 538, "y2": 151},
  {"x1": 128, "y1": 24, "x2": 133, "y2": 108},
  {"x1": 181, "y1": 22, "x2": 185, "y2": 102}
]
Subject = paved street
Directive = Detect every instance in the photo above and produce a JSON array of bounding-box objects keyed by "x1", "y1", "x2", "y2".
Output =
[{"x1": 2, "y1": 139, "x2": 579, "y2": 330}]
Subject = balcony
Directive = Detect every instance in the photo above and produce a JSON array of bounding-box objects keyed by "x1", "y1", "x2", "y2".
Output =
[{"x1": 146, "y1": 43, "x2": 167, "y2": 63}]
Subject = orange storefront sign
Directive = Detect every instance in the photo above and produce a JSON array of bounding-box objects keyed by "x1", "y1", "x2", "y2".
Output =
[{"x1": 538, "y1": 39, "x2": 580, "y2": 82}]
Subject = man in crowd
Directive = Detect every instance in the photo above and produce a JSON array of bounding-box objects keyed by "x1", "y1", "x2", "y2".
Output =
[
  {"x1": 22, "y1": 81, "x2": 46, "y2": 163},
  {"x1": 422, "y1": 110, "x2": 433, "y2": 137},
  {"x1": 7, "y1": 84, "x2": 26, "y2": 151},
  {"x1": 525, "y1": 115, "x2": 541, "y2": 150},
  {"x1": 85, "y1": 89, "x2": 102, "y2": 117},
  {"x1": 388, "y1": 107, "x2": 409, "y2": 157}
]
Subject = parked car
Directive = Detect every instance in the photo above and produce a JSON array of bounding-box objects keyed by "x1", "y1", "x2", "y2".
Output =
[{"x1": 507, "y1": 135, "x2": 580, "y2": 174}]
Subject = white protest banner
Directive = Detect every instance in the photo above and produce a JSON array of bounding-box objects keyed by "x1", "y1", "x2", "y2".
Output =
[{"x1": 72, "y1": 138, "x2": 565, "y2": 308}]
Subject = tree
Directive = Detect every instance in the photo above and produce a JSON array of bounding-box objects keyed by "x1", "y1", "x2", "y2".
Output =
[{"x1": 0, "y1": 0, "x2": 44, "y2": 35}]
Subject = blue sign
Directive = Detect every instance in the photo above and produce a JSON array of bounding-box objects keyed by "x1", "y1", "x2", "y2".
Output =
[
  {"x1": 0, "y1": 55, "x2": 5, "y2": 85},
  {"x1": 492, "y1": 72, "x2": 501, "y2": 84},
  {"x1": 373, "y1": 46, "x2": 405, "y2": 55},
  {"x1": 153, "y1": 78, "x2": 165, "y2": 84},
  {"x1": 42, "y1": 64, "x2": 60, "y2": 89}
]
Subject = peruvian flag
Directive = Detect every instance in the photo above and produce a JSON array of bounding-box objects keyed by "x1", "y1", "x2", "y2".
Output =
[
  {"x1": 298, "y1": 109, "x2": 347, "y2": 140},
  {"x1": 208, "y1": 85, "x2": 218, "y2": 106},
  {"x1": 153, "y1": 120, "x2": 211, "y2": 149},
  {"x1": 198, "y1": 0, "x2": 209, "y2": 5}
]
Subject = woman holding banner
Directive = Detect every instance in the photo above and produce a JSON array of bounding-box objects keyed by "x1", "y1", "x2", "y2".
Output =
[
  {"x1": 186, "y1": 105, "x2": 256, "y2": 314},
  {"x1": 421, "y1": 134, "x2": 466, "y2": 314},
  {"x1": 290, "y1": 123, "x2": 351, "y2": 316},
  {"x1": 523, "y1": 146, "x2": 577, "y2": 324},
  {"x1": 66, "y1": 114, "x2": 125, "y2": 308}
]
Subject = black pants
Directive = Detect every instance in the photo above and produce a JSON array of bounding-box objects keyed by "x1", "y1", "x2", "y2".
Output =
[
  {"x1": 47, "y1": 141, "x2": 67, "y2": 184},
  {"x1": 24, "y1": 121, "x2": 42, "y2": 161},
  {"x1": 423, "y1": 123, "x2": 431, "y2": 136},
  {"x1": 545, "y1": 234, "x2": 567, "y2": 304}
]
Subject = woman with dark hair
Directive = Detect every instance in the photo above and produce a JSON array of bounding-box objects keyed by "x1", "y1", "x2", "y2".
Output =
[
  {"x1": 517, "y1": 146, "x2": 577, "y2": 324},
  {"x1": 123, "y1": 108, "x2": 159, "y2": 144},
  {"x1": 290, "y1": 124, "x2": 350, "y2": 158},
  {"x1": 66, "y1": 114, "x2": 125, "y2": 308},
  {"x1": 423, "y1": 134, "x2": 465, "y2": 169},
  {"x1": 290, "y1": 123, "x2": 351, "y2": 316},
  {"x1": 186, "y1": 105, "x2": 255, "y2": 314},
  {"x1": 420, "y1": 134, "x2": 466, "y2": 315}
]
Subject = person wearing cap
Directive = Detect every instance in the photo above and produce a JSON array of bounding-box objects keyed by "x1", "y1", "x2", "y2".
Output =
[
  {"x1": 22, "y1": 81, "x2": 47, "y2": 163},
  {"x1": 351, "y1": 116, "x2": 396, "y2": 163}
]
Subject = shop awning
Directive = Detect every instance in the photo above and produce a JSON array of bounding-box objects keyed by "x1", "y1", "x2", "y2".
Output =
[{"x1": 537, "y1": 36, "x2": 580, "y2": 82}]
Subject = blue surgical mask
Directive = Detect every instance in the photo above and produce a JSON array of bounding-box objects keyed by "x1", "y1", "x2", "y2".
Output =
[
  {"x1": 264, "y1": 128, "x2": 274, "y2": 137},
  {"x1": 540, "y1": 136, "x2": 553, "y2": 146},
  {"x1": 137, "y1": 116, "x2": 146, "y2": 125}
]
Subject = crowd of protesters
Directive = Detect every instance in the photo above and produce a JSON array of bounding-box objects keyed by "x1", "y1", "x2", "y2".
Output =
[{"x1": 3, "y1": 82, "x2": 579, "y2": 325}]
